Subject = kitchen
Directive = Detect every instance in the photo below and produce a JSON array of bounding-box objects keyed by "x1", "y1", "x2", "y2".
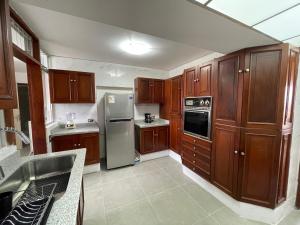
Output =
[{"x1": 0, "y1": 0, "x2": 300, "y2": 225}]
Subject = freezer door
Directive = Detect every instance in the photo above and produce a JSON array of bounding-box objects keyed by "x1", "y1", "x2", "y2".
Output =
[
  {"x1": 105, "y1": 93, "x2": 134, "y2": 120},
  {"x1": 106, "y1": 119, "x2": 135, "y2": 169}
]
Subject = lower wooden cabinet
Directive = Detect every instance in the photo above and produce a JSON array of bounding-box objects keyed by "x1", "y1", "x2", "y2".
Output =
[
  {"x1": 51, "y1": 132, "x2": 100, "y2": 165},
  {"x1": 181, "y1": 133, "x2": 212, "y2": 181},
  {"x1": 212, "y1": 124, "x2": 292, "y2": 208},
  {"x1": 135, "y1": 125, "x2": 169, "y2": 154},
  {"x1": 169, "y1": 115, "x2": 182, "y2": 154}
]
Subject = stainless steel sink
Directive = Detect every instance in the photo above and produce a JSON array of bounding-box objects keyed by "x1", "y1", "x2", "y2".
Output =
[{"x1": 0, "y1": 155, "x2": 76, "y2": 198}]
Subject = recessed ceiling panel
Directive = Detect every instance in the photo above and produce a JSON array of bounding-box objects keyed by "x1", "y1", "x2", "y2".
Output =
[
  {"x1": 254, "y1": 5, "x2": 300, "y2": 41},
  {"x1": 208, "y1": 0, "x2": 300, "y2": 26},
  {"x1": 285, "y1": 35, "x2": 300, "y2": 46}
]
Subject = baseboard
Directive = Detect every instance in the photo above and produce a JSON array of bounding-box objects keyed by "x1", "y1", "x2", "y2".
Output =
[
  {"x1": 83, "y1": 163, "x2": 100, "y2": 174},
  {"x1": 182, "y1": 165, "x2": 293, "y2": 225},
  {"x1": 139, "y1": 150, "x2": 169, "y2": 162},
  {"x1": 168, "y1": 150, "x2": 182, "y2": 163}
]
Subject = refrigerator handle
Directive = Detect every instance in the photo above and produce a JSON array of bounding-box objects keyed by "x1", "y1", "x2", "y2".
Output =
[{"x1": 109, "y1": 118, "x2": 133, "y2": 122}]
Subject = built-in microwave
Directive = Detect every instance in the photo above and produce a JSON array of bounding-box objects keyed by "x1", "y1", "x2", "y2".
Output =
[{"x1": 183, "y1": 97, "x2": 212, "y2": 140}]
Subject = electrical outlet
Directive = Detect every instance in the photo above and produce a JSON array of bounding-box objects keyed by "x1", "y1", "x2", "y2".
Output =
[{"x1": 88, "y1": 119, "x2": 94, "y2": 123}]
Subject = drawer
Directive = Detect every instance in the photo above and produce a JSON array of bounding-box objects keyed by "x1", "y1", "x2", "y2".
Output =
[
  {"x1": 181, "y1": 149, "x2": 210, "y2": 173},
  {"x1": 182, "y1": 140, "x2": 211, "y2": 158},
  {"x1": 182, "y1": 158, "x2": 210, "y2": 181},
  {"x1": 182, "y1": 133, "x2": 212, "y2": 148},
  {"x1": 181, "y1": 145, "x2": 210, "y2": 163}
]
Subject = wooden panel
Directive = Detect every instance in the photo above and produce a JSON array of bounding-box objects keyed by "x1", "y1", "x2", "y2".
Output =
[
  {"x1": 135, "y1": 78, "x2": 153, "y2": 104},
  {"x1": 153, "y1": 79, "x2": 163, "y2": 104},
  {"x1": 195, "y1": 63, "x2": 212, "y2": 96},
  {"x1": 244, "y1": 49, "x2": 282, "y2": 126},
  {"x1": 51, "y1": 135, "x2": 76, "y2": 152},
  {"x1": 0, "y1": 0, "x2": 17, "y2": 109},
  {"x1": 170, "y1": 115, "x2": 181, "y2": 154},
  {"x1": 160, "y1": 79, "x2": 171, "y2": 117},
  {"x1": 182, "y1": 158, "x2": 210, "y2": 181},
  {"x1": 238, "y1": 129, "x2": 280, "y2": 208},
  {"x1": 183, "y1": 67, "x2": 196, "y2": 97},
  {"x1": 49, "y1": 70, "x2": 72, "y2": 103},
  {"x1": 171, "y1": 76, "x2": 182, "y2": 114},
  {"x1": 79, "y1": 133, "x2": 100, "y2": 165},
  {"x1": 75, "y1": 72, "x2": 95, "y2": 103},
  {"x1": 140, "y1": 128, "x2": 155, "y2": 154},
  {"x1": 211, "y1": 124, "x2": 239, "y2": 196},
  {"x1": 155, "y1": 126, "x2": 169, "y2": 151},
  {"x1": 213, "y1": 52, "x2": 244, "y2": 126}
]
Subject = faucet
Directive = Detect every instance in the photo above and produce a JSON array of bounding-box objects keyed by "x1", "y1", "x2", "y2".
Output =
[{"x1": 0, "y1": 127, "x2": 31, "y2": 145}]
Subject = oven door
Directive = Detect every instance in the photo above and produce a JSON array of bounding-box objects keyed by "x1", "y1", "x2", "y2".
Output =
[{"x1": 183, "y1": 110, "x2": 211, "y2": 140}]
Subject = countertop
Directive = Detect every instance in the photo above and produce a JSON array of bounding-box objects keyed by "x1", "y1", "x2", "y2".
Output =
[
  {"x1": 50, "y1": 122, "x2": 99, "y2": 137},
  {"x1": 0, "y1": 148, "x2": 86, "y2": 225},
  {"x1": 134, "y1": 118, "x2": 170, "y2": 128}
]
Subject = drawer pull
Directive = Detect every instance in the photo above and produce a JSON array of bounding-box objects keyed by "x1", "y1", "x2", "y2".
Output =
[
  {"x1": 74, "y1": 144, "x2": 77, "y2": 147},
  {"x1": 193, "y1": 153, "x2": 196, "y2": 157},
  {"x1": 193, "y1": 167, "x2": 195, "y2": 171},
  {"x1": 193, "y1": 140, "x2": 196, "y2": 143},
  {"x1": 193, "y1": 161, "x2": 196, "y2": 164},
  {"x1": 193, "y1": 146, "x2": 196, "y2": 150}
]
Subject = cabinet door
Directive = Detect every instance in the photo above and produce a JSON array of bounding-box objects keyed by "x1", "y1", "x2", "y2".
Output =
[
  {"x1": 211, "y1": 124, "x2": 240, "y2": 197},
  {"x1": 74, "y1": 72, "x2": 95, "y2": 103},
  {"x1": 171, "y1": 76, "x2": 182, "y2": 114},
  {"x1": 49, "y1": 70, "x2": 72, "y2": 103},
  {"x1": 153, "y1": 79, "x2": 163, "y2": 103},
  {"x1": 213, "y1": 52, "x2": 244, "y2": 126},
  {"x1": 51, "y1": 135, "x2": 77, "y2": 152},
  {"x1": 155, "y1": 126, "x2": 169, "y2": 151},
  {"x1": 135, "y1": 78, "x2": 153, "y2": 104},
  {"x1": 170, "y1": 116, "x2": 181, "y2": 153},
  {"x1": 79, "y1": 133, "x2": 100, "y2": 165},
  {"x1": 238, "y1": 129, "x2": 280, "y2": 208},
  {"x1": 141, "y1": 128, "x2": 155, "y2": 153},
  {"x1": 184, "y1": 67, "x2": 196, "y2": 97},
  {"x1": 242, "y1": 45, "x2": 288, "y2": 130},
  {"x1": 195, "y1": 63, "x2": 212, "y2": 96},
  {"x1": 0, "y1": 0, "x2": 17, "y2": 109}
]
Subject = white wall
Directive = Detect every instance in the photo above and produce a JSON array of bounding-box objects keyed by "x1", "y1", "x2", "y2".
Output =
[
  {"x1": 50, "y1": 56, "x2": 168, "y2": 124},
  {"x1": 169, "y1": 52, "x2": 223, "y2": 77}
]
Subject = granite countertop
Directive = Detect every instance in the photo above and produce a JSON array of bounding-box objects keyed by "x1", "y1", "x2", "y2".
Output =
[
  {"x1": 50, "y1": 122, "x2": 99, "y2": 137},
  {"x1": 135, "y1": 118, "x2": 170, "y2": 128},
  {"x1": 0, "y1": 147, "x2": 86, "y2": 225}
]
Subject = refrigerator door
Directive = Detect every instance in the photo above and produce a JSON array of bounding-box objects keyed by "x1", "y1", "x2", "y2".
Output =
[
  {"x1": 106, "y1": 119, "x2": 135, "y2": 169},
  {"x1": 105, "y1": 93, "x2": 134, "y2": 120}
]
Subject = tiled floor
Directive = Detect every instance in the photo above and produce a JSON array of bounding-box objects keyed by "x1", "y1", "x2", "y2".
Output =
[{"x1": 83, "y1": 156, "x2": 299, "y2": 225}]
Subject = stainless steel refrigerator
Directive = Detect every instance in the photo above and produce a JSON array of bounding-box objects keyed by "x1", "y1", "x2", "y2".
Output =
[{"x1": 104, "y1": 93, "x2": 135, "y2": 169}]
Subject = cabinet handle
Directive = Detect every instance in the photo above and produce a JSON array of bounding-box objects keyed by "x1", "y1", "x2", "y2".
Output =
[
  {"x1": 234, "y1": 150, "x2": 238, "y2": 155},
  {"x1": 238, "y1": 69, "x2": 243, "y2": 73},
  {"x1": 193, "y1": 153, "x2": 196, "y2": 157},
  {"x1": 196, "y1": 79, "x2": 199, "y2": 82},
  {"x1": 74, "y1": 144, "x2": 77, "y2": 147},
  {"x1": 70, "y1": 80, "x2": 73, "y2": 82},
  {"x1": 193, "y1": 167, "x2": 195, "y2": 171},
  {"x1": 245, "y1": 68, "x2": 250, "y2": 73},
  {"x1": 193, "y1": 80, "x2": 197, "y2": 82},
  {"x1": 193, "y1": 146, "x2": 196, "y2": 150},
  {"x1": 240, "y1": 152, "x2": 246, "y2": 156},
  {"x1": 193, "y1": 140, "x2": 196, "y2": 143},
  {"x1": 78, "y1": 144, "x2": 81, "y2": 146},
  {"x1": 74, "y1": 80, "x2": 77, "y2": 82},
  {"x1": 193, "y1": 160, "x2": 195, "y2": 164}
]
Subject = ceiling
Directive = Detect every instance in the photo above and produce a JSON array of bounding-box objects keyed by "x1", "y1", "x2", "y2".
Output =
[{"x1": 11, "y1": 0, "x2": 280, "y2": 70}]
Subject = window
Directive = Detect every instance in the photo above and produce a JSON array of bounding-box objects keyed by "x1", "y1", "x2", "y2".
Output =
[{"x1": 40, "y1": 50, "x2": 53, "y2": 124}]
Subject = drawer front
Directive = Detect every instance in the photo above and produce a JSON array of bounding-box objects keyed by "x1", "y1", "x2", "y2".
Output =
[
  {"x1": 182, "y1": 158, "x2": 210, "y2": 181},
  {"x1": 182, "y1": 140, "x2": 211, "y2": 159},
  {"x1": 182, "y1": 133, "x2": 212, "y2": 148}
]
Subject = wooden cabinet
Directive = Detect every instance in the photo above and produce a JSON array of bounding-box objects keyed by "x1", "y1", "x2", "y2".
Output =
[
  {"x1": 49, "y1": 69, "x2": 95, "y2": 103},
  {"x1": 135, "y1": 125, "x2": 169, "y2": 154},
  {"x1": 51, "y1": 132, "x2": 100, "y2": 165},
  {"x1": 169, "y1": 115, "x2": 182, "y2": 154},
  {"x1": 0, "y1": 0, "x2": 17, "y2": 109},
  {"x1": 211, "y1": 44, "x2": 299, "y2": 209},
  {"x1": 134, "y1": 78, "x2": 163, "y2": 104},
  {"x1": 183, "y1": 62, "x2": 212, "y2": 97},
  {"x1": 181, "y1": 133, "x2": 211, "y2": 181}
]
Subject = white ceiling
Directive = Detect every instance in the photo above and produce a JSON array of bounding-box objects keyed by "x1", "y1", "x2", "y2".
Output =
[{"x1": 11, "y1": 0, "x2": 279, "y2": 70}]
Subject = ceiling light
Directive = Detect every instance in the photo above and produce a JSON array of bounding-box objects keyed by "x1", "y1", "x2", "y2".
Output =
[
  {"x1": 120, "y1": 40, "x2": 151, "y2": 55},
  {"x1": 254, "y1": 5, "x2": 300, "y2": 40},
  {"x1": 207, "y1": 0, "x2": 299, "y2": 26}
]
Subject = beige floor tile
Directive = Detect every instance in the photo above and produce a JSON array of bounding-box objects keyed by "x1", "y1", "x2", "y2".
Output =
[
  {"x1": 212, "y1": 208, "x2": 249, "y2": 225},
  {"x1": 149, "y1": 187, "x2": 208, "y2": 225},
  {"x1": 193, "y1": 216, "x2": 220, "y2": 225},
  {"x1": 106, "y1": 199, "x2": 160, "y2": 225},
  {"x1": 83, "y1": 172, "x2": 102, "y2": 188},
  {"x1": 154, "y1": 156, "x2": 182, "y2": 170},
  {"x1": 163, "y1": 165, "x2": 193, "y2": 185},
  {"x1": 136, "y1": 170, "x2": 178, "y2": 196},
  {"x1": 100, "y1": 166, "x2": 135, "y2": 184},
  {"x1": 132, "y1": 160, "x2": 163, "y2": 176},
  {"x1": 84, "y1": 194, "x2": 106, "y2": 224},
  {"x1": 102, "y1": 176, "x2": 146, "y2": 210},
  {"x1": 182, "y1": 183, "x2": 224, "y2": 214},
  {"x1": 278, "y1": 210, "x2": 300, "y2": 225}
]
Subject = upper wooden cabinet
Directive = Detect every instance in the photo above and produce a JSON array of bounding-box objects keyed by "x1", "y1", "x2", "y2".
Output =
[
  {"x1": 134, "y1": 78, "x2": 163, "y2": 104},
  {"x1": 183, "y1": 62, "x2": 212, "y2": 97},
  {"x1": 49, "y1": 69, "x2": 95, "y2": 103},
  {"x1": 0, "y1": 0, "x2": 17, "y2": 109}
]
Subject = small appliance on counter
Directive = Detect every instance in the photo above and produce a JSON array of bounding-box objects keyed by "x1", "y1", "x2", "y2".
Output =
[
  {"x1": 144, "y1": 113, "x2": 155, "y2": 123},
  {"x1": 65, "y1": 112, "x2": 76, "y2": 129}
]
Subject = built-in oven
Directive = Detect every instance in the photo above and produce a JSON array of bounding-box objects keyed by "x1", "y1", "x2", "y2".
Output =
[{"x1": 183, "y1": 96, "x2": 212, "y2": 140}]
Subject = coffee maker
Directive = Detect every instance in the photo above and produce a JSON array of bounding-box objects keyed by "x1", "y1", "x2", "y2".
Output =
[{"x1": 144, "y1": 113, "x2": 153, "y2": 123}]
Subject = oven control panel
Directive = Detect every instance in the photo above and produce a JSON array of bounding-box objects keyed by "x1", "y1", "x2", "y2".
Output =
[{"x1": 184, "y1": 97, "x2": 212, "y2": 109}]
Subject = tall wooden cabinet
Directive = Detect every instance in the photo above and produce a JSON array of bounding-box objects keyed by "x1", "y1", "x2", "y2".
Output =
[
  {"x1": 0, "y1": 0, "x2": 17, "y2": 109},
  {"x1": 212, "y1": 44, "x2": 299, "y2": 208},
  {"x1": 49, "y1": 69, "x2": 95, "y2": 103}
]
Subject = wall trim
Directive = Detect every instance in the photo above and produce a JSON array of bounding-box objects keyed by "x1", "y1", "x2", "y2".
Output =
[{"x1": 84, "y1": 163, "x2": 100, "y2": 174}]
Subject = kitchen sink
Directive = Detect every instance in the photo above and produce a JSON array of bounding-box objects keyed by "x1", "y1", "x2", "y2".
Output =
[{"x1": 0, "y1": 154, "x2": 76, "y2": 203}]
